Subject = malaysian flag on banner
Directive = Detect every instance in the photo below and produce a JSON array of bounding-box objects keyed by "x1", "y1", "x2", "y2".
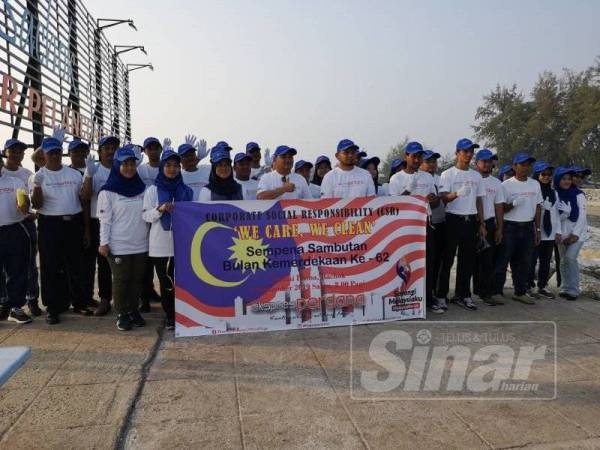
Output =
[{"x1": 172, "y1": 196, "x2": 427, "y2": 337}]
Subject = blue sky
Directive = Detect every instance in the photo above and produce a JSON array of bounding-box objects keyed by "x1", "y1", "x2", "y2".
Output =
[{"x1": 81, "y1": 0, "x2": 600, "y2": 161}]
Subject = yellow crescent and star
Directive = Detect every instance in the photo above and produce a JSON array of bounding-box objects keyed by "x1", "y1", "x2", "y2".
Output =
[{"x1": 190, "y1": 222, "x2": 270, "y2": 287}]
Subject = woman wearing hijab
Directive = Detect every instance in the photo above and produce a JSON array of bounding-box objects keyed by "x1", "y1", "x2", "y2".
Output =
[
  {"x1": 359, "y1": 156, "x2": 382, "y2": 195},
  {"x1": 310, "y1": 155, "x2": 331, "y2": 198},
  {"x1": 554, "y1": 167, "x2": 588, "y2": 301},
  {"x1": 143, "y1": 150, "x2": 193, "y2": 330},
  {"x1": 97, "y1": 146, "x2": 148, "y2": 331},
  {"x1": 198, "y1": 148, "x2": 243, "y2": 201},
  {"x1": 528, "y1": 161, "x2": 561, "y2": 298}
]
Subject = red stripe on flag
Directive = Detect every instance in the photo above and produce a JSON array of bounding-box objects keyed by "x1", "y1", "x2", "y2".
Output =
[
  {"x1": 176, "y1": 286, "x2": 235, "y2": 317},
  {"x1": 322, "y1": 263, "x2": 425, "y2": 294},
  {"x1": 175, "y1": 312, "x2": 202, "y2": 328},
  {"x1": 320, "y1": 248, "x2": 425, "y2": 277}
]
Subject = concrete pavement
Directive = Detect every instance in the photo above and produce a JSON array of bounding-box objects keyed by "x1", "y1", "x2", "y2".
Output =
[{"x1": 1, "y1": 294, "x2": 600, "y2": 449}]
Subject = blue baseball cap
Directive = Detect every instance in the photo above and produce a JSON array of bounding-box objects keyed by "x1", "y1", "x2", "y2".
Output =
[
  {"x1": 211, "y1": 147, "x2": 232, "y2": 164},
  {"x1": 533, "y1": 160, "x2": 554, "y2": 174},
  {"x1": 99, "y1": 135, "x2": 120, "y2": 148},
  {"x1": 572, "y1": 165, "x2": 592, "y2": 176},
  {"x1": 405, "y1": 141, "x2": 425, "y2": 154},
  {"x1": 359, "y1": 156, "x2": 381, "y2": 169},
  {"x1": 390, "y1": 159, "x2": 406, "y2": 173},
  {"x1": 234, "y1": 152, "x2": 252, "y2": 164},
  {"x1": 337, "y1": 139, "x2": 359, "y2": 153},
  {"x1": 4, "y1": 138, "x2": 27, "y2": 151},
  {"x1": 456, "y1": 138, "x2": 479, "y2": 151},
  {"x1": 553, "y1": 166, "x2": 576, "y2": 188},
  {"x1": 357, "y1": 151, "x2": 367, "y2": 158},
  {"x1": 177, "y1": 143, "x2": 195, "y2": 156},
  {"x1": 143, "y1": 137, "x2": 161, "y2": 148},
  {"x1": 512, "y1": 152, "x2": 536, "y2": 165},
  {"x1": 160, "y1": 149, "x2": 180, "y2": 162},
  {"x1": 273, "y1": 145, "x2": 297, "y2": 158},
  {"x1": 246, "y1": 142, "x2": 260, "y2": 153},
  {"x1": 422, "y1": 150, "x2": 441, "y2": 160},
  {"x1": 41, "y1": 137, "x2": 63, "y2": 153},
  {"x1": 68, "y1": 140, "x2": 89, "y2": 152},
  {"x1": 315, "y1": 155, "x2": 331, "y2": 166},
  {"x1": 114, "y1": 146, "x2": 139, "y2": 162},
  {"x1": 294, "y1": 160, "x2": 313, "y2": 171},
  {"x1": 214, "y1": 141, "x2": 232, "y2": 151},
  {"x1": 498, "y1": 163, "x2": 514, "y2": 178},
  {"x1": 475, "y1": 148, "x2": 498, "y2": 161}
]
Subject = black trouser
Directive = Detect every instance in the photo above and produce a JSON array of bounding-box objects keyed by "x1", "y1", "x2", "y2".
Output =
[
  {"x1": 554, "y1": 243, "x2": 561, "y2": 287},
  {"x1": 528, "y1": 240, "x2": 554, "y2": 289},
  {"x1": 436, "y1": 213, "x2": 478, "y2": 300},
  {"x1": 494, "y1": 221, "x2": 535, "y2": 296},
  {"x1": 0, "y1": 222, "x2": 29, "y2": 309},
  {"x1": 431, "y1": 221, "x2": 445, "y2": 297},
  {"x1": 107, "y1": 253, "x2": 147, "y2": 315},
  {"x1": 142, "y1": 257, "x2": 158, "y2": 299},
  {"x1": 37, "y1": 213, "x2": 86, "y2": 314},
  {"x1": 1, "y1": 219, "x2": 39, "y2": 304},
  {"x1": 154, "y1": 257, "x2": 175, "y2": 321},
  {"x1": 83, "y1": 218, "x2": 112, "y2": 303},
  {"x1": 473, "y1": 218, "x2": 496, "y2": 299}
]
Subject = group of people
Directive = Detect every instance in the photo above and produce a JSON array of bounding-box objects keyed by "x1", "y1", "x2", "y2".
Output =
[{"x1": 0, "y1": 129, "x2": 591, "y2": 330}]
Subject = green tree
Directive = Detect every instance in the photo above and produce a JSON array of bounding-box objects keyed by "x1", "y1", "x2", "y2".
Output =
[{"x1": 380, "y1": 137, "x2": 409, "y2": 182}]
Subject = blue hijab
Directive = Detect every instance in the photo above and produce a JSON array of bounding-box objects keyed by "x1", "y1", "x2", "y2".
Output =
[
  {"x1": 99, "y1": 149, "x2": 145, "y2": 198},
  {"x1": 553, "y1": 167, "x2": 582, "y2": 223},
  {"x1": 155, "y1": 150, "x2": 193, "y2": 231}
]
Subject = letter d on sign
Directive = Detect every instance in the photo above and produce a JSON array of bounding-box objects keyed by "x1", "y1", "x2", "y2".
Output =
[{"x1": 360, "y1": 330, "x2": 411, "y2": 393}]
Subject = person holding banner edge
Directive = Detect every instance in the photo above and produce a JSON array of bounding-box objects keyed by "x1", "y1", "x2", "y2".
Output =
[{"x1": 143, "y1": 149, "x2": 193, "y2": 329}]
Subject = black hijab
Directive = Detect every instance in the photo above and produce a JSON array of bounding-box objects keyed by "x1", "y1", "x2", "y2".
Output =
[{"x1": 206, "y1": 161, "x2": 243, "y2": 200}]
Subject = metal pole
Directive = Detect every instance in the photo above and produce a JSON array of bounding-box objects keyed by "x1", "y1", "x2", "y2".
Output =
[
  {"x1": 124, "y1": 70, "x2": 131, "y2": 140},
  {"x1": 111, "y1": 52, "x2": 119, "y2": 135}
]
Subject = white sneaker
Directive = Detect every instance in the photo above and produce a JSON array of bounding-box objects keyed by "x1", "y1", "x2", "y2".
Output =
[{"x1": 457, "y1": 297, "x2": 477, "y2": 311}]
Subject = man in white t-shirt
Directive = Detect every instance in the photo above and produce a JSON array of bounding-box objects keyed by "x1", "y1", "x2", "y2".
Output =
[
  {"x1": 437, "y1": 138, "x2": 487, "y2": 311},
  {"x1": 389, "y1": 142, "x2": 441, "y2": 312},
  {"x1": 493, "y1": 152, "x2": 543, "y2": 305},
  {"x1": 257, "y1": 146, "x2": 313, "y2": 200},
  {"x1": 233, "y1": 152, "x2": 259, "y2": 200},
  {"x1": 178, "y1": 142, "x2": 211, "y2": 200},
  {"x1": 472, "y1": 149, "x2": 505, "y2": 305},
  {"x1": 246, "y1": 142, "x2": 270, "y2": 180},
  {"x1": 0, "y1": 153, "x2": 33, "y2": 324},
  {"x1": 0, "y1": 138, "x2": 41, "y2": 316},
  {"x1": 80, "y1": 135, "x2": 119, "y2": 316},
  {"x1": 320, "y1": 139, "x2": 376, "y2": 198},
  {"x1": 31, "y1": 136, "x2": 90, "y2": 324}
]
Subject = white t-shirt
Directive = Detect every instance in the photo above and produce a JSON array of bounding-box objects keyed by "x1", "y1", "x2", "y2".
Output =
[
  {"x1": 0, "y1": 176, "x2": 26, "y2": 226},
  {"x1": 480, "y1": 175, "x2": 505, "y2": 221},
  {"x1": 439, "y1": 166, "x2": 485, "y2": 215},
  {"x1": 34, "y1": 165, "x2": 83, "y2": 216},
  {"x1": 1, "y1": 166, "x2": 32, "y2": 186},
  {"x1": 250, "y1": 166, "x2": 268, "y2": 180},
  {"x1": 70, "y1": 165, "x2": 85, "y2": 176},
  {"x1": 137, "y1": 163, "x2": 159, "y2": 187},
  {"x1": 430, "y1": 174, "x2": 445, "y2": 224},
  {"x1": 502, "y1": 177, "x2": 543, "y2": 222},
  {"x1": 309, "y1": 183, "x2": 321, "y2": 198},
  {"x1": 389, "y1": 170, "x2": 436, "y2": 197},
  {"x1": 85, "y1": 164, "x2": 111, "y2": 218},
  {"x1": 559, "y1": 193, "x2": 588, "y2": 241},
  {"x1": 142, "y1": 185, "x2": 174, "y2": 257},
  {"x1": 320, "y1": 167, "x2": 376, "y2": 198},
  {"x1": 182, "y1": 166, "x2": 210, "y2": 201},
  {"x1": 378, "y1": 183, "x2": 389, "y2": 196},
  {"x1": 235, "y1": 178, "x2": 259, "y2": 200},
  {"x1": 257, "y1": 171, "x2": 313, "y2": 199},
  {"x1": 97, "y1": 190, "x2": 148, "y2": 255}
]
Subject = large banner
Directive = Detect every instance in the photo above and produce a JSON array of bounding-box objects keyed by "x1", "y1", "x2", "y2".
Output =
[{"x1": 172, "y1": 196, "x2": 427, "y2": 337}]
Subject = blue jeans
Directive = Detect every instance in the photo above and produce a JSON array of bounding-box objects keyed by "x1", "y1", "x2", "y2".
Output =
[
  {"x1": 494, "y1": 221, "x2": 534, "y2": 296},
  {"x1": 558, "y1": 240, "x2": 584, "y2": 297}
]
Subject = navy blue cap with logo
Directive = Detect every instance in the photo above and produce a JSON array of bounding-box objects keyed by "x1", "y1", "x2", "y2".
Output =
[
  {"x1": 246, "y1": 142, "x2": 260, "y2": 153},
  {"x1": 4, "y1": 138, "x2": 27, "y2": 151},
  {"x1": 533, "y1": 161, "x2": 554, "y2": 174},
  {"x1": 337, "y1": 139, "x2": 359, "y2": 153},
  {"x1": 143, "y1": 137, "x2": 161, "y2": 148},
  {"x1": 475, "y1": 148, "x2": 498, "y2": 161},
  {"x1": 294, "y1": 160, "x2": 313, "y2": 171},
  {"x1": 68, "y1": 139, "x2": 90, "y2": 152},
  {"x1": 114, "y1": 146, "x2": 139, "y2": 162},
  {"x1": 211, "y1": 147, "x2": 231, "y2": 164},
  {"x1": 160, "y1": 149, "x2": 180, "y2": 162},
  {"x1": 422, "y1": 150, "x2": 441, "y2": 160},
  {"x1": 177, "y1": 143, "x2": 195, "y2": 156},
  {"x1": 315, "y1": 155, "x2": 330, "y2": 166},
  {"x1": 41, "y1": 137, "x2": 63, "y2": 153},
  {"x1": 273, "y1": 145, "x2": 297, "y2": 158},
  {"x1": 405, "y1": 141, "x2": 425, "y2": 154},
  {"x1": 359, "y1": 156, "x2": 380, "y2": 169},
  {"x1": 234, "y1": 152, "x2": 252, "y2": 164},
  {"x1": 99, "y1": 135, "x2": 120, "y2": 148},
  {"x1": 512, "y1": 152, "x2": 536, "y2": 165},
  {"x1": 456, "y1": 138, "x2": 480, "y2": 151}
]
